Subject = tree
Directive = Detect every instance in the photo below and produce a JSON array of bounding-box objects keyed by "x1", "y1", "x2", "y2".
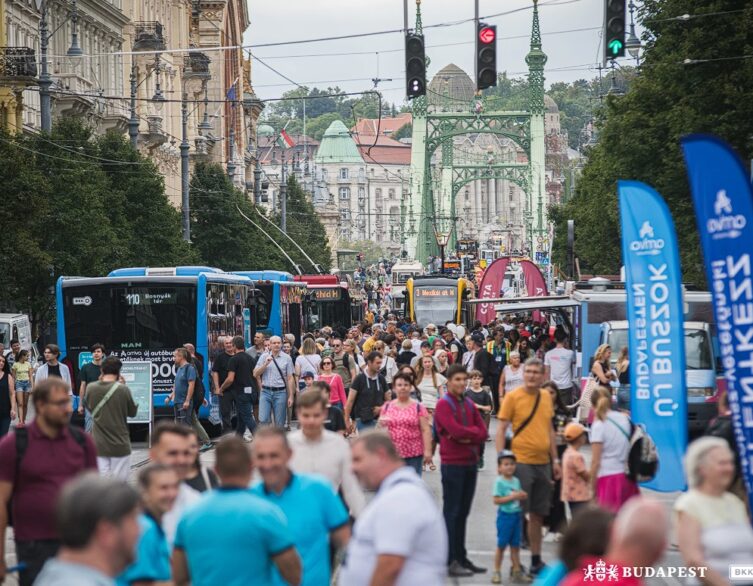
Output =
[
  {"x1": 304, "y1": 112, "x2": 344, "y2": 141},
  {"x1": 189, "y1": 162, "x2": 287, "y2": 271},
  {"x1": 96, "y1": 131, "x2": 195, "y2": 267},
  {"x1": 392, "y1": 123, "x2": 412, "y2": 141},
  {"x1": 274, "y1": 175, "x2": 332, "y2": 272},
  {"x1": 549, "y1": 0, "x2": 753, "y2": 287}
]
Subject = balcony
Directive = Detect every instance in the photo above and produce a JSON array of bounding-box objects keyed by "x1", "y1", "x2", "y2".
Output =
[
  {"x1": 0, "y1": 47, "x2": 37, "y2": 84},
  {"x1": 133, "y1": 22, "x2": 166, "y2": 51},
  {"x1": 183, "y1": 52, "x2": 211, "y2": 82}
]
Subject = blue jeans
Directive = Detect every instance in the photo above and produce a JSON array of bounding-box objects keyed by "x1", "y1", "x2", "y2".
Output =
[
  {"x1": 405, "y1": 455, "x2": 423, "y2": 477},
  {"x1": 259, "y1": 388, "x2": 288, "y2": 427},
  {"x1": 356, "y1": 419, "x2": 377, "y2": 432},
  {"x1": 617, "y1": 385, "x2": 631, "y2": 411},
  {"x1": 233, "y1": 388, "x2": 257, "y2": 436},
  {"x1": 441, "y1": 464, "x2": 478, "y2": 564}
]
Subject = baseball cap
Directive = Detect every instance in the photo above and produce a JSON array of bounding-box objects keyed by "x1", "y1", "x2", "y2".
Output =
[
  {"x1": 302, "y1": 372, "x2": 315, "y2": 380},
  {"x1": 564, "y1": 422, "x2": 586, "y2": 442},
  {"x1": 470, "y1": 331, "x2": 485, "y2": 344},
  {"x1": 497, "y1": 450, "x2": 516, "y2": 463}
]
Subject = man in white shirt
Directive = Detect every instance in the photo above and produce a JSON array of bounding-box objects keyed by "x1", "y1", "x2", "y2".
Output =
[
  {"x1": 149, "y1": 422, "x2": 201, "y2": 547},
  {"x1": 288, "y1": 391, "x2": 365, "y2": 517},
  {"x1": 544, "y1": 329, "x2": 576, "y2": 403},
  {"x1": 339, "y1": 432, "x2": 447, "y2": 586}
]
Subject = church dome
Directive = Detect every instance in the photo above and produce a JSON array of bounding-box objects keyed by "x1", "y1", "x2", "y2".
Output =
[
  {"x1": 544, "y1": 94, "x2": 559, "y2": 114},
  {"x1": 314, "y1": 120, "x2": 364, "y2": 164},
  {"x1": 428, "y1": 64, "x2": 476, "y2": 108},
  {"x1": 257, "y1": 124, "x2": 274, "y2": 137}
]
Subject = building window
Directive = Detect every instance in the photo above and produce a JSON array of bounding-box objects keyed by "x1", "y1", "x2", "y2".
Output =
[
  {"x1": 388, "y1": 188, "x2": 395, "y2": 199},
  {"x1": 375, "y1": 188, "x2": 382, "y2": 200},
  {"x1": 339, "y1": 168, "x2": 349, "y2": 180},
  {"x1": 358, "y1": 187, "x2": 365, "y2": 198},
  {"x1": 339, "y1": 187, "x2": 350, "y2": 200},
  {"x1": 340, "y1": 209, "x2": 350, "y2": 221},
  {"x1": 340, "y1": 228, "x2": 350, "y2": 239},
  {"x1": 509, "y1": 186, "x2": 515, "y2": 201}
]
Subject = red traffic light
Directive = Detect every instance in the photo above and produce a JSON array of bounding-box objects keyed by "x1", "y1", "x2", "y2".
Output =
[{"x1": 479, "y1": 26, "x2": 495, "y2": 44}]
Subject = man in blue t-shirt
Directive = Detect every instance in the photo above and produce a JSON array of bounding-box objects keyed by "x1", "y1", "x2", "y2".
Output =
[
  {"x1": 252, "y1": 426, "x2": 350, "y2": 586},
  {"x1": 172, "y1": 437, "x2": 301, "y2": 586},
  {"x1": 167, "y1": 347, "x2": 196, "y2": 427},
  {"x1": 117, "y1": 463, "x2": 179, "y2": 586}
]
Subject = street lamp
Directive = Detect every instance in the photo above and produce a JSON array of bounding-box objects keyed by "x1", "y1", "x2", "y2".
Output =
[
  {"x1": 625, "y1": 0, "x2": 642, "y2": 62},
  {"x1": 38, "y1": 0, "x2": 86, "y2": 132}
]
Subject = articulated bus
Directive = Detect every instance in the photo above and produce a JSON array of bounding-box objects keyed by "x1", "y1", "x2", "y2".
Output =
[
  {"x1": 233, "y1": 271, "x2": 306, "y2": 345},
  {"x1": 405, "y1": 276, "x2": 473, "y2": 328},
  {"x1": 294, "y1": 274, "x2": 363, "y2": 331},
  {"x1": 56, "y1": 266, "x2": 257, "y2": 418}
]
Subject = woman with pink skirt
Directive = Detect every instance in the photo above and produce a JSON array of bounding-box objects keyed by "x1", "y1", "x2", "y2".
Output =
[{"x1": 588, "y1": 385, "x2": 640, "y2": 512}]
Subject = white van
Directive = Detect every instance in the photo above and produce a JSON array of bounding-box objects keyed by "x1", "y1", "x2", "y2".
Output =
[{"x1": 0, "y1": 314, "x2": 39, "y2": 363}]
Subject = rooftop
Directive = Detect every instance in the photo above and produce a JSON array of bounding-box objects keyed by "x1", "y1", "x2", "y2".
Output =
[
  {"x1": 352, "y1": 113, "x2": 412, "y2": 137},
  {"x1": 314, "y1": 120, "x2": 364, "y2": 164}
]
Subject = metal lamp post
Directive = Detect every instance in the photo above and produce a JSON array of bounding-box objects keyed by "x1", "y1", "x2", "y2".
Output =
[{"x1": 38, "y1": 0, "x2": 85, "y2": 132}]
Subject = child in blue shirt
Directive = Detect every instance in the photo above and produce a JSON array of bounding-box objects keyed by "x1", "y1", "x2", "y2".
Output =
[{"x1": 492, "y1": 450, "x2": 531, "y2": 585}]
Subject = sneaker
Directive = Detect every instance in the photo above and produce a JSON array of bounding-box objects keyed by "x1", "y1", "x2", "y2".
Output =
[
  {"x1": 529, "y1": 562, "x2": 548, "y2": 577},
  {"x1": 491, "y1": 571, "x2": 502, "y2": 584},
  {"x1": 448, "y1": 561, "x2": 474, "y2": 578},
  {"x1": 510, "y1": 569, "x2": 533, "y2": 584}
]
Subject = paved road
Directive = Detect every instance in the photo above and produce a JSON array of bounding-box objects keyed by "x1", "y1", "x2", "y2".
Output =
[{"x1": 3, "y1": 419, "x2": 685, "y2": 586}]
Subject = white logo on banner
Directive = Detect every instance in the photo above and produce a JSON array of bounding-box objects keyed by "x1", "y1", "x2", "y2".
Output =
[
  {"x1": 72, "y1": 296, "x2": 92, "y2": 306},
  {"x1": 708, "y1": 190, "x2": 746, "y2": 239},
  {"x1": 630, "y1": 221, "x2": 664, "y2": 256}
]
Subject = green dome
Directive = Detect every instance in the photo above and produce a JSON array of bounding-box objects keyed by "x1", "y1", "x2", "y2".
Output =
[
  {"x1": 314, "y1": 120, "x2": 363, "y2": 164},
  {"x1": 257, "y1": 124, "x2": 274, "y2": 137}
]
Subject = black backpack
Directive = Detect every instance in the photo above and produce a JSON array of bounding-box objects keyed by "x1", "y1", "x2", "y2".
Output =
[{"x1": 7, "y1": 425, "x2": 88, "y2": 526}]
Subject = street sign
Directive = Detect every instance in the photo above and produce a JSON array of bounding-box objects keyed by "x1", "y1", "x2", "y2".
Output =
[
  {"x1": 121, "y1": 361, "x2": 153, "y2": 425},
  {"x1": 535, "y1": 252, "x2": 549, "y2": 266}
]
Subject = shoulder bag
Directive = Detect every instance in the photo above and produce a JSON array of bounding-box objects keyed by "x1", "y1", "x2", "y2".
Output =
[
  {"x1": 510, "y1": 390, "x2": 542, "y2": 449},
  {"x1": 90, "y1": 382, "x2": 121, "y2": 420}
]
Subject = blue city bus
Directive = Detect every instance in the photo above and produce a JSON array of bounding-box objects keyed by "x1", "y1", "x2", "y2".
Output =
[
  {"x1": 233, "y1": 271, "x2": 306, "y2": 345},
  {"x1": 56, "y1": 266, "x2": 257, "y2": 418}
]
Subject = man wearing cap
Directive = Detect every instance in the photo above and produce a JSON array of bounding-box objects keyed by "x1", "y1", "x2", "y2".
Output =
[
  {"x1": 362, "y1": 325, "x2": 383, "y2": 354},
  {"x1": 496, "y1": 357, "x2": 561, "y2": 577},
  {"x1": 463, "y1": 332, "x2": 494, "y2": 389}
]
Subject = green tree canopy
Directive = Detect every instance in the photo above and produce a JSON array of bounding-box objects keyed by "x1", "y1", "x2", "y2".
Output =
[
  {"x1": 550, "y1": 0, "x2": 753, "y2": 286},
  {"x1": 189, "y1": 162, "x2": 288, "y2": 271}
]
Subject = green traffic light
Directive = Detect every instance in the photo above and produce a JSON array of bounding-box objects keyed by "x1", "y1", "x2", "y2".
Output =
[{"x1": 609, "y1": 39, "x2": 624, "y2": 56}]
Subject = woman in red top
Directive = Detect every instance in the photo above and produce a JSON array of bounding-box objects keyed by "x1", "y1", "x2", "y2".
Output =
[
  {"x1": 318, "y1": 357, "x2": 347, "y2": 410},
  {"x1": 378, "y1": 372, "x2": 433, "y2": 477}
]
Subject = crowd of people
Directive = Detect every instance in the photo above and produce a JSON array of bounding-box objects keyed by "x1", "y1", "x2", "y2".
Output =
[{"x1": 1, "y1": 312, "x2": 752, "y2": 585}]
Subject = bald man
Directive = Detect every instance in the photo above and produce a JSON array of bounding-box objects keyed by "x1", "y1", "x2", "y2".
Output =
[{"x1": 560, "y1": 498, "x2": 670, "y2": 586}]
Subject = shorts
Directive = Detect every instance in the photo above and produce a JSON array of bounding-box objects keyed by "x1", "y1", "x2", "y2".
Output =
[
  {"x1": 496, "y1": 510, "x2": 522, "y2": 548},
  {"x1": 15, "y1": 380, "x2": 30, "y2": 393},
  {"x1": 515, "y1": 463, "x2": 553, "y2": 516}
]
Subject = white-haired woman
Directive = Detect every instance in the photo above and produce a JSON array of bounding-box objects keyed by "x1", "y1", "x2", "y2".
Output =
[
  {"x1": 498, "y1": 351, "x2": 523, "y2": 400},
  {"x1": 676, "y1": 436, "x2": 753, "y2": 586}
]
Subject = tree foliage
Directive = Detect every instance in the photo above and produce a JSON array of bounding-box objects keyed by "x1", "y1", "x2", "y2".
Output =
[
  {"x1": 550, "y1": 0, "x2": 753, "y2": 286},
  {"x1": 189, "y1": 162, "x2": 288, "y2": 271},
  {"x1": 272, "y1": 175, "x2": 332, "y2": 273},
  {"x1": 0, "y1": 118, "x2": 191, "y2": 330}
]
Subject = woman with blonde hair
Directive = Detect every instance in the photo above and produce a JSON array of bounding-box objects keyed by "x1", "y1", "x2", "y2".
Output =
[
  {"x1": 414, "y1": 354, "x2": 446, "y2": 411},
  {"x1": 569, "y1": 344, "x2": 616, "y2": 423},
  {"x1": 675, "y1": 436, "x2": 753, "y2": 585},
  {"x1": 588, "y1": 385, "x2": 639, "y2": 512},
  {"x1": 616, "y1": 347, "x2": 630, "y2": 411}
]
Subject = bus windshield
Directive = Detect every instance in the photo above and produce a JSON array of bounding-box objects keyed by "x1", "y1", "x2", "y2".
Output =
[
  {"x1": 308, "y1": 299, "x2": 350, "y2": 331},
  {"x1": 413, "y1": 286, "x2": 457, "y2": 327},
  {"x1": 0, "y1": 323, "x2": 10, "y2": 347},
  {"x1": 606, "y1": 328, "x2": 713, "y2": 371},
  {"x1": 62, "y1": 283, "x2": 197, "y2": 380}
]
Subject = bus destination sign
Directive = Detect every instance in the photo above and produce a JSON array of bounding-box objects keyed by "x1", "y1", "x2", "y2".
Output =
[
  {"x1": 415, "y1": 288, "x2": 456, "y2": 298},
  {"x1": 311, "y1": 288, "x2": 342, "y2": 301}
]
